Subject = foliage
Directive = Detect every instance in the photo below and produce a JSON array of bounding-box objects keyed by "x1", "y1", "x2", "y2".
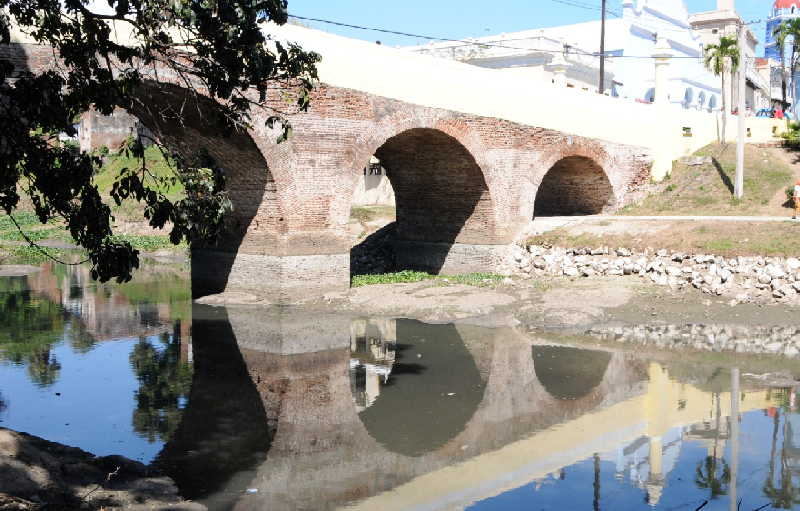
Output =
[
  {"x1": 704, "y1": 36, "x2": 739, "y2": 77},
  {"x1": 704, "y1": 36, "x2": 739, "y2": 142},
  {"x1": 776, "y1": 19, "x2": 800, "y2": 113},
  {"x1": 695, "y1": 455, "x2": 731, "y2": 498},
  {"x1": 0, "y1": 0, "x2": 320, "y2": 282},
  {"x1": 351, "y1": 270, "x2": 504, "y2": 288}
]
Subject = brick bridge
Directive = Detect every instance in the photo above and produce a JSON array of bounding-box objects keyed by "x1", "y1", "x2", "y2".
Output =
[{"x1": 3, "y1": 32, "x2": 653, "y2": 301}]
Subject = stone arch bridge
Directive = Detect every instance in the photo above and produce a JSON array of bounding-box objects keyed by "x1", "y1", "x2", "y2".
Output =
[{"x1": 2, "y1": 31, "x2": 653, "y2": 301}]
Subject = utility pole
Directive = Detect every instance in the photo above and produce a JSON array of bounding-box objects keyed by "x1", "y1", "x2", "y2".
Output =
[
  {"x1": 735, "y1": 22, "x2": 746, "y2": 199},
  {"x1": 599, "y1": 0, "x2": 607, "y2": 94}
]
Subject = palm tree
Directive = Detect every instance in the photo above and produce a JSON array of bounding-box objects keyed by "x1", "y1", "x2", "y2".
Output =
[
  {"x1": 779, "y1": 19, "x2": 800, "y2": 118},
  {"x1": 705, "y1": 36, "x2": 740, "y2": 143},
  {"x1": 774, "y1": 24, "x2": 789, "y2": 110}
]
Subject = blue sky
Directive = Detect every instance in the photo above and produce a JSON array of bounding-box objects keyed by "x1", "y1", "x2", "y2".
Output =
[{"x1": 287, "y1": 1, "x2": 770, "y2": 49}]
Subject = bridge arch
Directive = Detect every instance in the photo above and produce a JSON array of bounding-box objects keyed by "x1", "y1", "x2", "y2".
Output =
[
  {"x1": 344, "y1": 120, "x2": 503, "y2": 275},
  {"x1": 352, "y1": 320, "x2": 487, "y2": 457},
  {"x1": 532, "y1": 345, "x2": 612, "y2": 401},
  {"x1": 533, "y1": 153, "x2": 615, "y2": 217},
  {"x1": 126, "y1": 82, "x2": 282, "y2": 297}
]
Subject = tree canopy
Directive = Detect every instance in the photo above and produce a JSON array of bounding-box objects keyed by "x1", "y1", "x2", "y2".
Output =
[{"x1": 0, "y1": 0, "x2": 319, "y2": 282}]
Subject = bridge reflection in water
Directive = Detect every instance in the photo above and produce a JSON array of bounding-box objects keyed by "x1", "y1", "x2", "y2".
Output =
[{"x1": 151, "y1": 305, "x2": 789, "y2": 511}]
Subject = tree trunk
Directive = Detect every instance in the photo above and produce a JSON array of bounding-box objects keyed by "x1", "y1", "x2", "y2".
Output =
[{"x1": 721, "y1": 68, "x2": 727, "y2": 143}]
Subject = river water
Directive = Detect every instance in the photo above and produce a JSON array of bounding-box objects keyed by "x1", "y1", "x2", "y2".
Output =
[{"x1": 2, "y1": 263, "x2": 800, "y2": 510}]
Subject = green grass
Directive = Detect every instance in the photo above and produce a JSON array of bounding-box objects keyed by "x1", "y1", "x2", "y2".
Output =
[
  {"x1": 0, "y1": 211, "x2": 43, "y2": 231},
  {"x1": 620, "y1": 144, "x2": 795, "y2": 216},
  {"x1": 109, "y1": 234, "x2": 184, "y2": 252},
  {"x1": 0, "y1": 245, "x2": 82, "y2": 265},
  {"x1": 94, "y1": 145, "x2": 184, "y2": 199},
  {"x1": 0, "y1": 227, "x2": 64, "y2": 242},
  {"x1": 351, "y1": 270, "x2": 504, "y2": 288}
]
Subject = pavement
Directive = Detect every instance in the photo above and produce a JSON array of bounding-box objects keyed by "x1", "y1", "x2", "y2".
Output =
[{"x1": 530, "y1": 215, "x2": 799, "y2": 235}]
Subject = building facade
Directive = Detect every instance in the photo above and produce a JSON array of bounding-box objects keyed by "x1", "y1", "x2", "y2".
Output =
[
  {"x1": 407, "y1": 0, "x2": 771, "y2": 113},
  {"x1": 689, "y1": 1, "x2": 770, "y2": 113}
]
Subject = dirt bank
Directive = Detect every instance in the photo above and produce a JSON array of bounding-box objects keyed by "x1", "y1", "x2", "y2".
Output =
[{"x1": 0, "y1": 428, "x2": 203, "y2": 510}]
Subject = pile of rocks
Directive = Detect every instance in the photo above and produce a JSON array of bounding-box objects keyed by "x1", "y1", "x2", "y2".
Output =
[
  {"x1": 509, "y1": 244, "x2": 800, "y2": 304},
  {"x1": 350, "y1": 224, "x2": 396, "y2": 276},
  {"x1": 587, "y1": 324, "x2": 800, "y2": 357}
]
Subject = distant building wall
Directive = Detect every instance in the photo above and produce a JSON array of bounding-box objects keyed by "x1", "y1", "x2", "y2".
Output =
[
  {"x1": 78, "y1": 107, "x2": 139, "y2": 152},
  {"x1": 352, "y1": 174, "x2": 396, "y2": 207}
]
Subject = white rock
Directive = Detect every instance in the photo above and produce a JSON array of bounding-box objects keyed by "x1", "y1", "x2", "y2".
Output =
[
  {"x1": 563, "y1": 266, "x2": 579, "y2": 277},
  {"x1": 787, "y1": 258, "x2": 800, "y2": 271}
]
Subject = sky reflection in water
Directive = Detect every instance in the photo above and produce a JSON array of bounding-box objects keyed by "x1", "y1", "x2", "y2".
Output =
[{"x1": 1, "y1": 263, "x2": 800, "y2": 509}]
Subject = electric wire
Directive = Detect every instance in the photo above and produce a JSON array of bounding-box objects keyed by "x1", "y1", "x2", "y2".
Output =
[{"x1": 286, "y1": 14, "x2": 768, "y2": 61}]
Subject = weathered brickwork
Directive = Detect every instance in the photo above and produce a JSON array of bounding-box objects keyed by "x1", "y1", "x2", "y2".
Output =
[
  {"x1": 534, "y1": 156, "x2": 615, "y2": 216},
  {"x1": 4, "y1": 42, "x2": 654, "y2": 301}
]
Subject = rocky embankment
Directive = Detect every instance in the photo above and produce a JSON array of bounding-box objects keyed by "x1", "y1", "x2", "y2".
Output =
[
  {"x1": 510, "y1": 244, "x2": 800, "y2": 304},
  {"x1": 586, "y1": 323, "x2": 800, "y2": 358},
  {"x1": 0, "y1": 428, "x2": 202, "y2": 510}
]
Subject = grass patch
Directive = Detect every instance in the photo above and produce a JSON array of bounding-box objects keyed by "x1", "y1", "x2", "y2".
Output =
[
  {"x1": 528, "y1": 220, "x2": 800, "y2": 258},
  {"x1": 620, "y1": 144, "x2": 795, "y2": 216},
  {"x1": 0, "y1": 245, "x2": 83, "y2": 265},
  {"x1": 0, "y1": 227, "x2": 63, "y2": 242},
  {"x1": 350, "y1": 205, "x2": 396, "y2": 224},
  {"x1": 0, "y1": 212, "x2": 44, "y2": 231},
  {"x1": 351, "y1": 271, "x2": 504, "y2": 288},
  {"x1": 109, "y1": 234, "x2": 183, "y2": 252}
]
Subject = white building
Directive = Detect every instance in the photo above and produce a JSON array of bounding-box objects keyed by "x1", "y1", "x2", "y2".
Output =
[{"x1": 407, "y1": 0, "x2": 768, "y2": 112}]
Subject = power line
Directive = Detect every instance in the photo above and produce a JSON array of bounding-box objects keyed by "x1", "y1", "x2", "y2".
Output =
[
  {"x1": 549, "y1": 0, "x2": 621, "y2": 18},
  {"x1": 286, "y1": 14, "x2": 767, "y2": 60}
]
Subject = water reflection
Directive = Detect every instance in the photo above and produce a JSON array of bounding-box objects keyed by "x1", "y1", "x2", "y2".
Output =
[
  {"x1": 350, "y1": 319, "x2": 487, "y2": 457},
  {"x1": 6, "y1": 266, "x2": 800, "y2": 509},
  {"x1": 0, "y1": 263, "x2": 192, "y2": 461},
  {"x1": 167, "y1": 310, "x2": 800, "y2": 511}
]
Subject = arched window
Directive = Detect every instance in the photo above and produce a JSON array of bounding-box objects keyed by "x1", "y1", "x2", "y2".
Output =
[
  {"x1": 709, "y1": 95, "x2": 718, "y2": 111},
  {"x1": 683, "y1": 88, "x2": 694, "y2": 108},
  {"x1": 698, "y1": 91, "x2": 706, "y2": 110}
]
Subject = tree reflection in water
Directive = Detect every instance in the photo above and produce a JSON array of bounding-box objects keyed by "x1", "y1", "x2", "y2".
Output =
[
  {"x1": 129, "y1": 328, "x2": 193, "y2": 443},
  {"x1": 0, "y1": 279, "x2": 66, "y2": 386},
  {"x1": 762, "y1": 389, "x2": 800, "y2": 509},
  {"x1": 694, "y1": 455, "x2": 730, "y2": 499}
]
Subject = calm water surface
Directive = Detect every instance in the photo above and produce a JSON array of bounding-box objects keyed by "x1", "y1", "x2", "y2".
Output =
[{"x1": 2, "y1": 263, "x2": 800, "y2": 510}]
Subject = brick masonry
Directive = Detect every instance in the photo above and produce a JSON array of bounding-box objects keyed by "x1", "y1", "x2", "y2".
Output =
[{"x1": 3, "y1": 42, "x2": 654, "y2": 301}]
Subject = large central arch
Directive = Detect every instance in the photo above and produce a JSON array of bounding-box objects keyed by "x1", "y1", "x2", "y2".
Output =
[{"x1": 358, "y1": 128, "x2": 497, "y2": 274}]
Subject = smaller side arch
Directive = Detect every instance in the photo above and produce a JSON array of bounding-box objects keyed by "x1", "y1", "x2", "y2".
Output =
[{"x1": 533, "y1": 154, "x2": 615, "y2": 217}]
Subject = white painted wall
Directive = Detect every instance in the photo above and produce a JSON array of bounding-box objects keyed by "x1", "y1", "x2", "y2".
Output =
[{"x1": 267, "y1": 23, "x2": 785, "y2": 180}]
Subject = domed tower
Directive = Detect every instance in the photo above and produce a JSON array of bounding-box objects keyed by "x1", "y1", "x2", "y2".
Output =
[{"x1": 766, "y1": 0, "x2": 800, "y2": 59}]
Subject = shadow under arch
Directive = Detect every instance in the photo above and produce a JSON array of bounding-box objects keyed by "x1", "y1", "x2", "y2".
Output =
[
  {"x1": 532, "y1": 345, "x2": 612, "y2": 401},
  {"x1": 351, "y1": 127, "x2": 494, "y2": 275},
  {"x1": 124, "y1": 81, "x2": 277, "y2": 299},
  {"x1": 154, "y1": 304, "x2": 272, "y2": 507},
  {"x1": 354, "y1": 319, "x2": 486, "y2": 457},
  {"x1": 533, "y1": 155, "x2": 614, "y2": 217}
]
